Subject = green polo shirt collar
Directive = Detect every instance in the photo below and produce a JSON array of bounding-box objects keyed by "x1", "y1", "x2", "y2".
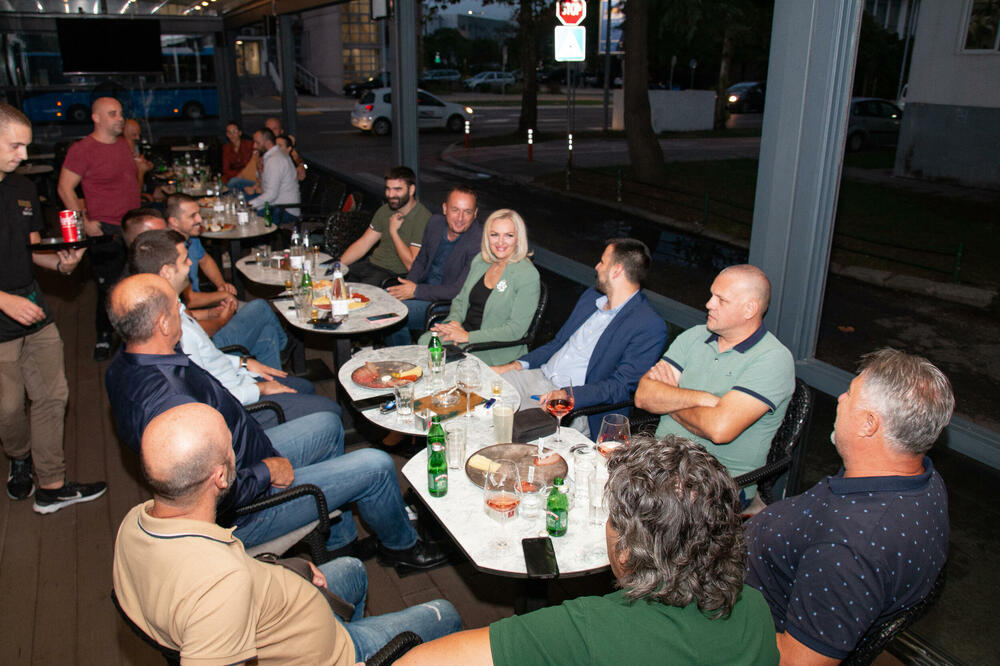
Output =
[{"x1": 704, "y1": 323, "x2": 768, "y2": 353}]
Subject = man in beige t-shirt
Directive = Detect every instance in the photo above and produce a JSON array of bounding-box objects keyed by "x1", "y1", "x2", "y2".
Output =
[{"x1": 113, "y1": 403, "x2": 460, "y2": 664}]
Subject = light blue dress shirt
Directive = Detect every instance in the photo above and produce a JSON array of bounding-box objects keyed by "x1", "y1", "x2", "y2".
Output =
[
  {"x1": 179, "y1": 302, "x2": 261, "y2": 404},
  {"x1": 528, "y1": 291, "x2": 637, "y2": 386}
]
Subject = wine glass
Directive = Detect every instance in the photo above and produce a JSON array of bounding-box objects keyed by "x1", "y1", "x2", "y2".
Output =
[
  {"x1": 596, "y1": 414, "x2": 631, "y2": 459},
  {"x1": 543, "y1": 374, "x2": 575, "y2": 447},
  {"x1": 483, "y1": 459, "x2": 520, "y2": 553},
  {"x1": 456, "y1": 359, "x2": 480, "y2": 431}
]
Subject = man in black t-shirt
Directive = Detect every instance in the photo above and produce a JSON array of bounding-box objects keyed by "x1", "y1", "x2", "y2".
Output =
[{"x1": 0, "y1": 103, "x2": 107, "y2": 513}]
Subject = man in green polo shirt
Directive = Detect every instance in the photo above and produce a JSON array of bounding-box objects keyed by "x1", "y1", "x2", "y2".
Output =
[
  {"x1": 339, "y1": 165, "x2": 431, "y2": 286},
  {"x1": 635, "y1": 264, "x2": 794, "y2": 504},
  {"x1": 397, "y1": 434, "x2": 778, "y2": 665}
]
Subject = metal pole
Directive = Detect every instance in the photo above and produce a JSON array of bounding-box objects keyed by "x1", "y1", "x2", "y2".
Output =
[
  {"x1": 278, "y1": 15, "x2": 297, "y2": 139},
  {"x1": 391, "y1": 0, "x2": 420, "y2": 186},
  {"x1": 602, "y1": 0, "x2": 613, "y2": 133}
]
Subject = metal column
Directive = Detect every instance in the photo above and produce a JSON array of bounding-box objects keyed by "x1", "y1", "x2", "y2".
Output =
[
  {"x1": 390, "y1": 0, "x2": 419, "y2": 186},
  {"x1": 748, "y1": 0, "x2": 864, "y2": 361},
  {"x1": 278, "y1": 14, "x2": 297, "y2": 139}
]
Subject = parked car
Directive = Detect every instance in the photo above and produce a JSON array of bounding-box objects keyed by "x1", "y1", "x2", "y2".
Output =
[
  {"x1": 846, "y1": 97, "x2": 902, "y2": 151},
  {"x1": 463, "y1": 71, "x2": 516, "y2": 91},
  {"x1": 351, "y1": 88, "x2": 474, "y2": 136},
  {"x1": 343, "y1": 72, "x2": 390, "y2": 98},
  {"x1": 725, "y1": 81, "x2": 765, "y2": 113},
  {"x1": 419, "y1": 69, "x2": 462, "y2": 86}
]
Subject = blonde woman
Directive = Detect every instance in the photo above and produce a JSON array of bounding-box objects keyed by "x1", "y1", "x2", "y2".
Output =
[{"x1": 419, "y1": 209, "x2": 540, "y2": 366}]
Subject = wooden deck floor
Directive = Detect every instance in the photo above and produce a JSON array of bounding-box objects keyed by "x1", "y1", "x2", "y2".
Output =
[{"x1": 0, "y1": 271, "x2": 614, "y2": 665}]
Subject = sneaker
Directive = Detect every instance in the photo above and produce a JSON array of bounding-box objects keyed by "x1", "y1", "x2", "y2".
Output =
[
  {"x1": 93, "y1": 339, "x2": 111, "y2": 361},
  {"x1": 7, "y1": 456, "x2": 35, "y2": 500},
  {"x1": 33, "y1": 481, "x2": 107, "y2": 514}
]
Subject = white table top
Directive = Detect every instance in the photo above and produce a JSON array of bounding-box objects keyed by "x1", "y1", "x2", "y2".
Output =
[
  {"x1": 236, "y1": 253, "x2": 334, "y2": 286},
  {"x1": 339, "y1": 345, "x2": 521, "y2": 436},
  {"x1": 273, "y1": 282, "x2": 407, "y2": 335},
  {"x1": 402, "y1": 427, "x2": 611, "y2": 577},
  {"x1": 200, "y1": 218, "x2": 276, "y2": 241}
]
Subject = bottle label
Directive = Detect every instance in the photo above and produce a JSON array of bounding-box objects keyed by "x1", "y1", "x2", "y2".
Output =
[
  {"x1": 428, "y1": 472, "x2": 448, "y2": 493},
  {"x1": 290, "y1": 255, "x2": 303, "y2": 270},
  {"x1": 237, "y1": 211, "x2": 249, "y2": 225},
  {"x1": 546, "y1": 509, "x2": 568, "y2": 533}
]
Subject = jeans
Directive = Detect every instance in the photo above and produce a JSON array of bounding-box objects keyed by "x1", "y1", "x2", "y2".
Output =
[
  {"x1": 226, "y1": 177, "x2": 256, "y2": 192},
  {"x1": 383, "y1": 299, "x2": 431, "y2": 347},
  {"x1": 249, "y1": 374, "x2": 343, "y2": 429},
  {"x1": 321, "y1": 557, "x2": 461, "y2": 662},
  {"x1": 212, "y1": 299, "x2": 288, "y2": 369},
  {"x1": 234, "y1": 412, "x2": 418, "y2": 552}
]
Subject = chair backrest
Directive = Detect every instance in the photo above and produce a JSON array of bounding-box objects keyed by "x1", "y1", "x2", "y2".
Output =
[
  {"x1": 756, "y1": 378, "x2": 813, "y2": 502},
  {"x1": 111, "y1": 589, "x2": 181, "y2": 665},
  {"x1": 521, "y1": 280, "x2": 548, "y2": 347},
  {"x1": 841, "y1": 565, "x2": 947, "y2": 666},
  {"x1": 324, "y1": 209, "x2": 371, "y2": 258}
]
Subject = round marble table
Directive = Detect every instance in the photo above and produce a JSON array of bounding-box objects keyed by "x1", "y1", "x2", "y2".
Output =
[
  {"x1": 201, "y1": 218, "x2": 277, "y2": 298},
  {"x1": 338, "y1": 345, "x2": 521, "y2": 436},
  {"x1": 236, "y1": 252, "x2": 339, "y2": 287}
]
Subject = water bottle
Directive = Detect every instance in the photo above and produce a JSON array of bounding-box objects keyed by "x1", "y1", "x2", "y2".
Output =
[
  {"x1": 427, "y1": 416, "x2": 448, "y2": 497},
  {"x1": 289, "y1": 229, "x2": 303, "y2": 270}
]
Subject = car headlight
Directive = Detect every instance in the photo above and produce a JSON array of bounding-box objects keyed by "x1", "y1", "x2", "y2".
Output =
[
  {"x1": 464, "y1": 107, "x2": 474, "y2": 115},
  {"x1": 728, "y1": 94, "x2": 739, "y2": 103}
]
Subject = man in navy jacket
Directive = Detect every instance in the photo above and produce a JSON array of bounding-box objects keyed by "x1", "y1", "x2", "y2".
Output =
[
  {"x1": 493, "y1": 239, "x2": 667, "y2": 435},
  {"x1": 385, "y1": 186, "x2": 481, "y2": 345}
]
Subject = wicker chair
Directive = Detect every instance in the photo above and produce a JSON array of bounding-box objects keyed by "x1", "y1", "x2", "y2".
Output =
[{"x1": 323, "y1": 209, "x2": 372, "y2": 260}]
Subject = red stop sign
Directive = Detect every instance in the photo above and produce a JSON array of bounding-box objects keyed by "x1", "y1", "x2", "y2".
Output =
[{"x1": 556, "y1": 0, "x2": 587, "y2": 26}]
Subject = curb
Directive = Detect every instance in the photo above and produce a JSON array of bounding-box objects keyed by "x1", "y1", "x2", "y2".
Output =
[{"x1": 440, "y1": 144, "x2": 997, "y2": 310}]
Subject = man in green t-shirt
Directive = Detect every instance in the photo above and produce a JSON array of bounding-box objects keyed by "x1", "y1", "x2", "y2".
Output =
[
  {"x1": 339, "y1": 165, "x2": 431, "y2": 286},
  {"x1": 398, "y1": 434, "x2": 779, "y2": 666},
  {"x1": 635, "y1": 264, "x2": 794, "y2": 506}
]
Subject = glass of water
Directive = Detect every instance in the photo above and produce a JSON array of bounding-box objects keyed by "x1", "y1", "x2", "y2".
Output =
[
  {"x1": 394, "y1": 382, "x2": 414, "y2": 419},
  {"x1": 444, "y1": 422, "x2": 466, "y2": 470},
  {"x1": 516, "y1": 459, "x2": 547, "y2": 524}
]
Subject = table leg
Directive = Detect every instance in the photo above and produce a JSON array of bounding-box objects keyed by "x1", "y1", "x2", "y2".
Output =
[{"x1": 229, "y1": 239, "x2": 245, "y2": 299}]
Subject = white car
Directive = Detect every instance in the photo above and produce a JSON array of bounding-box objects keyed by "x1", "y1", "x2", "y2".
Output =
[
  {"x1": 463, "y1": 71, "x2": 516, "y2": 91},
  {"x1": 351, "y1": 88, "x2": 474, "y2": 136}
]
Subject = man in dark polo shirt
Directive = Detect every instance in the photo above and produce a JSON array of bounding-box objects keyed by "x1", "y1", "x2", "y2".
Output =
[
  {"x1": 58, "y1": 96, "x2": 146, "y2": 360},
  {"x1": 384, "y1": 185, "x2": 481, "y2": 345},
  {"x1": 0, "y1": 102, "x2": 107, "y2": 513},
  {"x1": 338, "y1": 166, "x2": 431, "y2": 286},
  {"x1": 745, "y1": 348, "x2": 953, "y2": 663}
]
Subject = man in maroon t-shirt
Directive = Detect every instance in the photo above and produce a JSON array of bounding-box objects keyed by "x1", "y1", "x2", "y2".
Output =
[{"x1": 58, "y1": 97, "x2": 145, "y2": 360}]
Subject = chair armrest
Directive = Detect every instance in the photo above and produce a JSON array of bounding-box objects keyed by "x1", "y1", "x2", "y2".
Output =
[
  {"x1": 234, "y1": 483, "x2": 334, "y2": 564},
  {"x1": 464, "y1": 337, "x2": 528, "y2": 353},
  {"x1": 733, "y1": 456, "x2": 792, "y2": 488},
  {"x1": 564, "y1": 400, "x2": 635, "y2": 421},
  {"x1": 218, "y1": 344, "x2": 252, "y2": 357},
  {"x1": 424, "y1": 299, "x2": 452, "y2": 329},
  {"x1": 246, "y1": 400, "x2": 286, "y2": 425},
  {"x1": 366, "y1": 631, "x2": 423, "y2": 666}
]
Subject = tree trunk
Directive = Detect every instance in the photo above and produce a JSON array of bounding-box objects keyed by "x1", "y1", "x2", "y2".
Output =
[
  {"x1": 623, "y1": 0, "x2": 667, "y2": 184},
  {"x1": 715, "y1": 27, "x2": 734, "y2": 129},
  {"x1": 517, "y1": 0, "x2": 539, "y2": 136}
]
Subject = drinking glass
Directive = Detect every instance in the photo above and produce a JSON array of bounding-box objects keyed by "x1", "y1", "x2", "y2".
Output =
[
  {"x1": 456, "y1": 359, "x2": 480, "y2": 431},
  {"x1": 394, "y1": 382, "x2": 414, "y2": 419},
  {"x1": 292, "y1": 286, "x2": 312, "y2": 323},
  {"x1": 596, "y1": 414, "x2": 631, "y2": 459},
  {"x1": 515, "y1": 459, "x2": 547, "y2": 524},
  {"x1": 543, "y1": 374, "x2": 575, "y2": 447},
  {"x1": 483, "y1": 459, "x2": 520, "y2": 553},
  {"x1": 444, "y1": 422, "x2": 466, "y2": 470},
  {"x1": 492, "y1": 396, "x2": 517, "y2": 444},
  {"x1": 588, "y1": 465, "x2": 610, "y2": 526},
  {"x1": 572, "y1": 446, "x2": 597, "y2": 506},
  {"x1": 490, "y1": 379, "x2": 504, "y2": 397},
  {"x1": 428, "y1": 347, "x2": 446, "y2": 387}
]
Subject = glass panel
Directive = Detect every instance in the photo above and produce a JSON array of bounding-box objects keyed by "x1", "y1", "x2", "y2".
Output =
[{"x1": 965, "y1": 0, "x2": 1000, "y2": 50}]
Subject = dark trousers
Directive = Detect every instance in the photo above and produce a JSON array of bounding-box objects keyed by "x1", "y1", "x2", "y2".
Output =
[
  {"x1": 349, "y1": 259, "x2": 401, "y2": 287},
  {"x1": 91, "y1": 223, "x2": 127, "y2": 340}
]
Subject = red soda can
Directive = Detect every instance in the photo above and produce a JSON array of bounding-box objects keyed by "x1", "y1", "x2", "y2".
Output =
[{"x1": 59, "y1": 210, "x2": 80, "y2": 242}]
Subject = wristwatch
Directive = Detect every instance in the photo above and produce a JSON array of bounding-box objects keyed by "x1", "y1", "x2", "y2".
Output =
[{"x1": 239, "y1": 356, "x2": 249, "y2": 369}]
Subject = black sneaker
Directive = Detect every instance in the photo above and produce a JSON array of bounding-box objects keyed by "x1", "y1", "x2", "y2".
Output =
[
  {"x1": 7, "y1": 456, "x2": 35, "y2": 500},
  {"x1": 33, "y1": 481, "x2": 107, "y2": 514},
  {"x1": 93, "y1": 339, "x2": 111, "y2": 361}
]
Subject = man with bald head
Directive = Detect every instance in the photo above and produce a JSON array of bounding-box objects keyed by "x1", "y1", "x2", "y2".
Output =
[
  {"x1": 635, "y1": 264, "x2": 794, "y2": 506},
  {"x1": 114, "y1": 403, "x2": 460, "y2": 663},
  {"x1": 105, "y1": 274, "x2": 448, "y2": 571},
  {"x1": 58, "y1": 96, "x2": 145, "y2": 360}
]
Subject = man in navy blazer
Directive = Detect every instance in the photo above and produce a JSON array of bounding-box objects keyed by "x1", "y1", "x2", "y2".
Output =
[
  {"x1": 385, "y1": 186, "x2": 482, "y2": 345},
  {"x1": 493, "y1": 239, "x2": 668, "y2": 435}
]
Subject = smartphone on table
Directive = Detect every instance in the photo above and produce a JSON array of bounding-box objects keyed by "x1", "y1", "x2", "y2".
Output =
[{"x1": 522, "y1": 536, "x2": 559, "y2": 579}]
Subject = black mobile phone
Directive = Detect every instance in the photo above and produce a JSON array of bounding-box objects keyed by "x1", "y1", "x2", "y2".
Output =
[
  {"x1": 522, "y1": 536, "x2": 559, "y2": 579},
  {"x1": 313, "y1": 319, "x2": 342, "y2": 330},
  {"x1": 367, "y1": 313, "x2": 396, "y2": 322}
]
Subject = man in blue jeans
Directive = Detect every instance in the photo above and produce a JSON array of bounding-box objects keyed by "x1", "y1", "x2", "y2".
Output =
[
  {"x1": 165, "y1": 193, "x2": 288, "y2": 368},
  {"x1": 106, "y1": 274, "x2": 449, "y2": 571},
  {"x1": 114, "y1": 403, "x2": 460, "y2": 663}
]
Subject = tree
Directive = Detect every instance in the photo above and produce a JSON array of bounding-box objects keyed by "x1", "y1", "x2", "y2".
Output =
[{"x1": 623, "y1": 0, "x2": 668, "y2": 184}]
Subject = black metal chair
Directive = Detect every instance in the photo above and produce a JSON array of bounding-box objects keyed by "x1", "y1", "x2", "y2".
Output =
[
  {"x1": 564, "y1": 379, "x2": 813, "y2": 504},
  {"x1": 841, "y1": 565, "x2": 947, "y2": 666},
  {"x1": 324, "y1": 209, "x2": 372, "y2": 260},
  {"x1": 424, "y1": 282, "x2": 549, "y2": 355},
  {"x1": 113, "y1": 588, "x2": 423, "y2": 666}
]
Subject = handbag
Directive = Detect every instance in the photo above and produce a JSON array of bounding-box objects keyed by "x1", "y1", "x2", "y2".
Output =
[
  {"x1": 512, "y1": 408, "x2": 557, "y2": 442},
  {"x1": 255, "y1": 553, "x2": 355, "y2": 621}
]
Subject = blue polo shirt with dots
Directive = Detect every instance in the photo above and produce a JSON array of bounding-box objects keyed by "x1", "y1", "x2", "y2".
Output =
[{"x1": 744, "y1": 458, "x2": 948, "y2": 660}]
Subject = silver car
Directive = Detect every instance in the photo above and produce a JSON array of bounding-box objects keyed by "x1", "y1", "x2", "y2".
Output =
[{"x1": 847, "y1": 98, "x2": 902, "y2": 151}]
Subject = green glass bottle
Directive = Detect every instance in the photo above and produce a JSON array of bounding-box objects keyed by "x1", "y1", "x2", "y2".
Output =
[
  {"x1": 263, "y1": 201, "x2": 272, "y2": 227},
  {"x1": 546, "y1": 476, "x2": 569, "y2": 537},
  {"x1": 300, "y1": 268, "x2": 312, "y2": 289},
  {"x1": 428, "y1": 331, "x2": 444, "y2": 372},
  {"x1": 427, "y1": 416, "x2": 448, "y2": 497}
]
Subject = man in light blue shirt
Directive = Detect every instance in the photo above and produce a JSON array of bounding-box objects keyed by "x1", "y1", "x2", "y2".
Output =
[
  {"x1": 129, "y1": 229, "x2": 339, "y2": 428},
  {"x1": 493, "y1": 239, "x2": 667, "y2": 436}
]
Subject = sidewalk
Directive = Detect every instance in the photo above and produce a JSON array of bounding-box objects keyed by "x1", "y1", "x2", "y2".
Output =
[{"x1": 441, "y1": 139, "x2": 997, "y2": 309}]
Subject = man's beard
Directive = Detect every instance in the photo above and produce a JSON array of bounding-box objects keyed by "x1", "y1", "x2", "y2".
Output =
[
  {"x1": 595, "y1": 273, "x2": 608, "y2": 295},
  {"x1": 387, "y1": 191, "x2": 411, "y2": 211}
]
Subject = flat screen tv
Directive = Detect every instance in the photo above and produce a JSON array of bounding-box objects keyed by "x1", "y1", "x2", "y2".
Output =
[{"x1": 56, "y1": 18, "x2": 163, "y2": 75}]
